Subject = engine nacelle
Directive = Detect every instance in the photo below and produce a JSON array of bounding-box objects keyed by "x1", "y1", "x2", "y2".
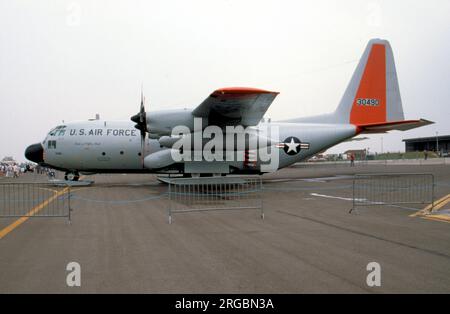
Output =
[
  {"x1": 158, "y1": 135, "x2": 182, "y2": 148},
  {"x1": 143, "y1": 149, "x2": 176, "y2": 169},
  {"x1": 147, "y1": 109, "x2": 206, "y2": 137}
]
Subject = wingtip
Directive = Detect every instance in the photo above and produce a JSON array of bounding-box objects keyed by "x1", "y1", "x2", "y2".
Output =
[
  {"x1": 419, "y1": 118, "x2": 435, "y2": 125},
  {"x1": 214, "y1": 87, "x2": 279, "y2": 95}
]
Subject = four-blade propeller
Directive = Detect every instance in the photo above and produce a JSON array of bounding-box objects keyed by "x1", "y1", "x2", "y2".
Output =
[{"x1": 130, "y1": 89, "x2": 148, "y2": 162}]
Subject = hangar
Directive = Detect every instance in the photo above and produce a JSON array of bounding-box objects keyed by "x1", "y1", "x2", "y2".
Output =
[{"x1": 403, "y1": 135, "x2": 450, "y2": 155}]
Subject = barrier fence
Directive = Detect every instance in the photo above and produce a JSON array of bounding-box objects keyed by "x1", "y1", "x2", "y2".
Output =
[
  {"x1": 351, "y1": 173, "x2": 434, "y2": 213},
  {"x1": 167, "y1": 176, "x2": 263, "y2": 224},
  {"x1": 0, "y1": 182, "x2": 72, "y2": 221}
]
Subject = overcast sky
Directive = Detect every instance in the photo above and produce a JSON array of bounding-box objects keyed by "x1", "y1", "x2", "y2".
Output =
[{"x1": 1, "y1": 0, "x2": 449, "y2": 162}]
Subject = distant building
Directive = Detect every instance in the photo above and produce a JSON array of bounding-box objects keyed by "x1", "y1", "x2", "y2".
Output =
[
  {"x1": 344, "y1": 149, "x2": 366, "y2": 160},
  {"x1": 403, "y1": 135, "x2": 450, "y2": 154}
]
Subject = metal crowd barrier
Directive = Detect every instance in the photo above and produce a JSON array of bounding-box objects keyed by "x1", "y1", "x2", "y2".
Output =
[
  {"x1": 167, "y1": 176, "x2": 263, "y2": 224},
  {"x1": 0, "y1": 182, "x2": 72, "y2": 221},
  {"x1": 350, "y1": 173, "x2": 434, "y2": 213}
]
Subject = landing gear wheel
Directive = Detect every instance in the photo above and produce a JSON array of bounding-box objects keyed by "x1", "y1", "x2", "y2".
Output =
[{"x1": 64, "y1": 171, "x2": 80, "y2": 181}]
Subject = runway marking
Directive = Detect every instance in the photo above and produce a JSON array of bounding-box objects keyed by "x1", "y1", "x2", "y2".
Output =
[
  {"x1": 422, "y1": 214, "x2": 450, "y2": 224},
  {"x1": 0, "y1": 187, "x2": 69, "y2": 240},
  {"x1": 410, "y1": 193, "x2": 450, "y2": 224},
  {"x1": 410, "y1": 193, "x2": 450, "y2": 217},
  {"x1": 310, "y1": 193, "x2": 426, "y2": 212},
  {"x1": 431, "y1": 198, "x2": 450, "y2": 212},
  {"x1": 310, "y1": 192, "x2": 365, "y2": 202}
]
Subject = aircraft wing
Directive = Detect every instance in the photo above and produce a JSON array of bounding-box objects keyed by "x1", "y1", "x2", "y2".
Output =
[{"x1": 192, "y1": 87, "x2": 279, "y2": 127}]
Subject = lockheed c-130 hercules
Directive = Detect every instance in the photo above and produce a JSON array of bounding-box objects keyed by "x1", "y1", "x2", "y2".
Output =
[{"x1": 25, "y1": 39, "x2": 432, "y2": 181}]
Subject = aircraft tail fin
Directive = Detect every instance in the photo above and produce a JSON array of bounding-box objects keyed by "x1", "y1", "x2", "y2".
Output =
[
  {"x1": 334, "y1": 38, "x2": 404, "y2": 125},
  {"x1": 281, "y1": 38, "x2": 433, "y2": 130}
]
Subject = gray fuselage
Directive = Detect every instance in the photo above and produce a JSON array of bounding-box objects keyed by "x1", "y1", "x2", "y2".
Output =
[{"x1": 36, "y1": 119, "x2": 356, "y2": 175}]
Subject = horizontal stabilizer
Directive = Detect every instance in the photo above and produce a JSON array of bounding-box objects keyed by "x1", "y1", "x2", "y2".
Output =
[
  {"x1": 358, "y1": 119, "x2": 433, "y2": 133},
  {"x1": 343, "y1": 136, "x2": 370, "y2": 142}
]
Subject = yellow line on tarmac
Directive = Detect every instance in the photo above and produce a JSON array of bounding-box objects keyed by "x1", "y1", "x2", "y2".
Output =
[
  {"x1": 409, "y1": 193, "x2": 450, "y2": 224},
  {"x1": 431, "y1": 197, "x2": 450, "y2": 212},
  {"x1": 423, "y1": 214, "x2": 450, "y2": 224},
  {"x1": 410, "y1": 193, "x2": 450, "y2": 217},
  {"x1": 0, "y1": 187, "x2": 69, "y2": 240}
]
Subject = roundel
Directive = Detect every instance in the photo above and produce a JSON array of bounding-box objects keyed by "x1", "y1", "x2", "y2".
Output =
[{"x1": 283, "y1": 136, "x2": 302, "y2": 155}]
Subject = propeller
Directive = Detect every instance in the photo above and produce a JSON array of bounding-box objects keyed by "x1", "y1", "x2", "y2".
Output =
[{"x1": 131, "y1": 87, "x2": 148, "y2": 164}]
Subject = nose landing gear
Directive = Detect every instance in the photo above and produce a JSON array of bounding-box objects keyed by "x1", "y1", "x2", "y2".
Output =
[{"x1": 64, "y1": 171, "x2": 80, "y2": 181}]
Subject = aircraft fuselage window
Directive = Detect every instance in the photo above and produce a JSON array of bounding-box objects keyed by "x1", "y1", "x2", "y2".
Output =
[{"x1": 47, "y1": 140, "x2": 56, "y2": 149}]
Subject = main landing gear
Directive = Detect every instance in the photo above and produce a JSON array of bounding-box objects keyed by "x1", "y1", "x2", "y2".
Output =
[{"x1": 64, "y1": 171, "x2": 80, "y2": 181}]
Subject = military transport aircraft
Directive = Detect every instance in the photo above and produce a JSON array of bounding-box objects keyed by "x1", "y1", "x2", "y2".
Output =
[{"x1": 25, "y1": 39, "x2": 432, "y2": 181}]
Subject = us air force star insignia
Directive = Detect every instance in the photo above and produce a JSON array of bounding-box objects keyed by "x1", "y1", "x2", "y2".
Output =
[
  {"x1": 278, "y1": 136, "x2": 310, "y2": 155},
  {"x1": 285, "y1": 138, "x2": 300, "y2": 154}
]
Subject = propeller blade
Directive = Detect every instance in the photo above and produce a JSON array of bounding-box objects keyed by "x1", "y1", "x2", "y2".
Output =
[{"x1": 129, "y1": 86, "x2": 148, "y2": 166}]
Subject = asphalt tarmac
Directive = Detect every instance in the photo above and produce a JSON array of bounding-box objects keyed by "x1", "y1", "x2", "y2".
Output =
[{"x1": 0, "y1": 162, "x2": 449, "y2": 293}]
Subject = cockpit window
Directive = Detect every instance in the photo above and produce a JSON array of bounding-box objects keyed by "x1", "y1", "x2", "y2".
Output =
[
  {"x1": 48, "y1": 125, "x2": 66, "y2": 137},
  {"x1": 48, "y1": 127, "x2": 57, "y2": 136}
]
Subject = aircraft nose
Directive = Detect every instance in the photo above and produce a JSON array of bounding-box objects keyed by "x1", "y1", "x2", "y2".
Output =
[{"x1": 25, "y1": 143, "x2": 44, "y2": 163}]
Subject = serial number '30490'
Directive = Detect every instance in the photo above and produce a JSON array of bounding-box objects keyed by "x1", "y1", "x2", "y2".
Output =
[{"x1": 356, "y1": 98, "x2": 380, "y2": 106}]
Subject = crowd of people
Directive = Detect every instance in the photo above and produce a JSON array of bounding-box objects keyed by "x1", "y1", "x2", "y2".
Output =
[
  {"x1": 0, "y1": 163, "x2": 55, "y2": 178},
  {"x1": 0, "y1": 163, "x2": 23, "y2": 178}
]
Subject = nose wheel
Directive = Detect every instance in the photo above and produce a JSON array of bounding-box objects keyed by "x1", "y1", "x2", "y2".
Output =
[{"x1": 64, "y1": 171, "x2": 80, "y2": 181}]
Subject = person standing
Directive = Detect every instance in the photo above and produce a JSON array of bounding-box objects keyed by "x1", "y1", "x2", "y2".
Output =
[
  {"x1": 13, "y1": 164, "x2": 19, "y2": 178},
  {"x1": 6, "y1": 165, "x2": 12, "y2": 177}
]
